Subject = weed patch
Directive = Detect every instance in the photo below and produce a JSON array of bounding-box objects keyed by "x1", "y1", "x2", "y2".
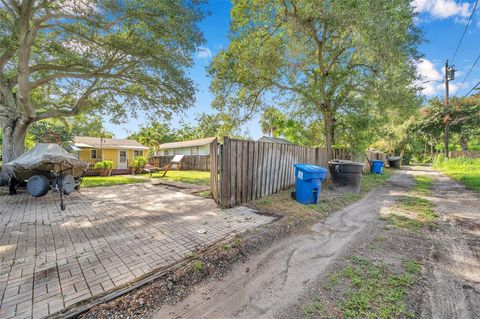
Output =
[
  {"x1": 385, "y1": 194, "x2": 438, "y2": 233},
  {"x1": 192, "y1": 260, "x2": 204, "y2": 272},
  {"x1": 305, "y1": 256, "x2": 421, "y2": 319},
  {"x1": 413, "y1": 175, "x2": 433, "y2": 195}
]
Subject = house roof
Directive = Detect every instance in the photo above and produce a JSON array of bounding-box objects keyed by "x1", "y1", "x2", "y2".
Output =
[
  {"x1": 72, "y1": 136, "x2": 149, "y2": 150},
  {"x1": 159, "y1": 137, "x2": 216, "y2": 150},
  {"x1": 258, "y1": 136, "x2": 296, "y2": 145}
]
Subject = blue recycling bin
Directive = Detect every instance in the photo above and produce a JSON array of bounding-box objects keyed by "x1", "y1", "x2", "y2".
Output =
[
  {"x1": 370, "y1": 160, "x2": 384, "y2": 174},
  {"x1": 294, "y1": 164, "x2": 328, "y2": 205}
]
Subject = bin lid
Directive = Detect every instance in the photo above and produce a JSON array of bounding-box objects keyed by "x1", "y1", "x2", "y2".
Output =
[
  {"x1": 371, "y1": 159, "x2": 384, "y2": 163},
  {"x1": 328, "y1": 160, "x2": 365, "y2": 166},
  {"x1": 386, "y1": 156, "x2": 401, "y2": 161},
  {"x1": 294, "y1": 164, "x2": 327, "y2": 173}
]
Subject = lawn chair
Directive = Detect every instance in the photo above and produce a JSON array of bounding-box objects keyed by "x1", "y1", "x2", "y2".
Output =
[{"x1": 144, "y1": 155, "x2": 185, "y2": 177}]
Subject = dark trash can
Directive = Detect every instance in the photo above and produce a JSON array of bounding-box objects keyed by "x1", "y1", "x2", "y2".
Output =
[
  {"x1": 293, "y1": 164, "x2": 327, "y2": 205},
  {"x1": 370, "y1": 160, "x2": 384, "y2": 174},
  {"x1": 386, "y1": 156, "x2": 401, "y2": 169},
  {"x1": 328, "y1": 160, "x2": 365, "y2": 193}
]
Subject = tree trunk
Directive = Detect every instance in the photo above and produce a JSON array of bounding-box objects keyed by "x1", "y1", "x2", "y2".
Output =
[
  {"x1": 323, "y1": 108, "x2": 335, "y2": 161},
  {"x1": 459, "y1": 133, "x2": 468, "y2": 153},
  {"x1": 1, "y1": 118, "x2": 28, "y2": 165}
]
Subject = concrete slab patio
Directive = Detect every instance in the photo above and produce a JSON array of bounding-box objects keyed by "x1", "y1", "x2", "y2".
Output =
[{"x1": 0, "y1": 183, "x2": 274, "y2": 319}]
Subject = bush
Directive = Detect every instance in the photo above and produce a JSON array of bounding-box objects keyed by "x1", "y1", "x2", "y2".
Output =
[
  {"x1": 131, "y1": 156, "x2": 147, "y2": 169},
  {"x1": 94, "y1": 160, "x2": 113, "y2": 170}
]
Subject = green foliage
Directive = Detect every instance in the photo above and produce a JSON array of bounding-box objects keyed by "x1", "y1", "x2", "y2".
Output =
[
  {"x1": 433, "y1": 157, "x2": 480, "y2": 192},
  {"x1": 1, "y1": 0, "x2": 206, "y2": 163},
  {"x1": 27, "y1": 115, "x2": 111, "y2": 146},
  {"x1": 210, "y1": 0, "x2": 421, "y2": 157},
  {"x1": 260, "y1": 107, "x2": 286, "y2": 137},
  {"x1": 94, "y1": 160, "x2": 113, "y2": 170},
  {"x1": 128, "y1": 122, "x2": 176, "y2": 154},
  {"x1": 409, "y1": 96, "x2": 480, "y2": 154},
  {"x1": 130, "y1": 156, "x2": 147, "y2": 169},
  {"x1": 29, "y1": 120, "x2": 73, "y2": 144},
  {"x1": 129, "y1": 113, "x2": 246, "y2": 149}
]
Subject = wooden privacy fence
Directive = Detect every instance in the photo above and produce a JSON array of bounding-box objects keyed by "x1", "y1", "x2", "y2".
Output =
[
  {"x1": 150, "y1": 155, "x2": 211, "y2": 171},
  {"x1": 216, "y1": 137, "x2": 353, "y2": 208},
  {"x1": 449, "y1": 151, "x2": 480, "y2": 159}
]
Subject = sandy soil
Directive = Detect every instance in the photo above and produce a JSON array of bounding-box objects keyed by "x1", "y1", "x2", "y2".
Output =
[{"x1": 153, "y1": 167, "x2": 480, "y2": 319}]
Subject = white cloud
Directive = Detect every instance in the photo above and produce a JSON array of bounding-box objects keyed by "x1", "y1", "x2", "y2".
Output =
[
  {"x1": 412, "y1": 0, "x2": 471, "y2": 19},
  {"x1": 416, "y1": 58, "x2": 445, "y2": 96},
  {"x1": 197, "y1": 46, "x2": 213, "y2": 59}
]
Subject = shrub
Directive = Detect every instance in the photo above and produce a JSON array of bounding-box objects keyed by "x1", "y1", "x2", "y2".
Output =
[
  {"x1": 94, "y1": 160, "x2": 113, "y2": 170},
  {"x1": 131, "y1": 156, "x2": 147, "y2": 169}
]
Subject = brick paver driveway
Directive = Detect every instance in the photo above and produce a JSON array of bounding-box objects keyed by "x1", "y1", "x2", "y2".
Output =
[{"x1": 0, "y1": 183, "x2": 274, "y2": 319}]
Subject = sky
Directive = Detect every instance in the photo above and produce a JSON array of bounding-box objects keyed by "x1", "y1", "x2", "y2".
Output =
[{"x1": 104, "y1": 0, "x2": 480, "y2": 140}]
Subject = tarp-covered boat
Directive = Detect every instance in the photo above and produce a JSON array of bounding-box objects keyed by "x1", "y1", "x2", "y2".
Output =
[
  {"x1": 3, "y1": 143, "x2": 89, "y2": 210},
  {"x1": 3, "y1": 143, "x2": 88, "y2": 181}
]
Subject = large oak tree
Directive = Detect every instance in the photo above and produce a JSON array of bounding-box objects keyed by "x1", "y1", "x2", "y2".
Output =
[
  {"x1": 0, "y1": 0, "x2": 205, "y2": 171},
  {"x1": 210, "y1": 0, "x2": 420, "y2": 159}
]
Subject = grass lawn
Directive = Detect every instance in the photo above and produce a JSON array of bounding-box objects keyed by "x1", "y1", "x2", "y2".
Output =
[
  {"x1": 151, "y1": 170, "x2": 211, "y2": 186},
  {"x1": 433, "y1": 157, "x2": 480, "y2": 192},
  {"x1": 82, "y1": 170, "x2": 211, "y2": 188},
  {"x1": 81, "y1": 175, "x2": 147, "y2": 187}
]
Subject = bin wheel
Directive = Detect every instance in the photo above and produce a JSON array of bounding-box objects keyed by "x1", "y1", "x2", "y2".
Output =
[{"x1": 291, "y1": 191, "x2": 296, "y2": 200}]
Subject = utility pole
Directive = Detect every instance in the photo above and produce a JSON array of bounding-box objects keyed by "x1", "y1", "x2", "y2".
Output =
[{"x1": 444, "y1": 60, "x2": 455, "y2": 159}]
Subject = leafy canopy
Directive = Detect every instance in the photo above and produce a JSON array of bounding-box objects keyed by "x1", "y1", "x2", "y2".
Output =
[
  {"x1": 209, "y1": 0, "x2": 420, "y2": 156},
  {"x1": 0, "y1": 0, "x2": 206, "y2": 125}
]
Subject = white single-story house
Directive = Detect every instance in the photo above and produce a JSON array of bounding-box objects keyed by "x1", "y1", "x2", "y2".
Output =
[
  {"x1": 258, "y1": 136, "x2": 295, "y2": 144},
  {"x1": 158, "y1": 137, "x2": 216, "y2": 156}
]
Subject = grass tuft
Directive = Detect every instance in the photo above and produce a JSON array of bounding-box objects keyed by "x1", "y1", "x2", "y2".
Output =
[
  {"x1": 192, "y1": 260, "x2": 204, "y2": 272},
  {"x1": 413, "y1": 175, "x2": 433, "y2": 195}
]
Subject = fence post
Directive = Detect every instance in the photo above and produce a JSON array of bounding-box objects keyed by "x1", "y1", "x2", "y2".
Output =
[{"x1": 210, "y1": 138, "x2": 219, "y2": 203}]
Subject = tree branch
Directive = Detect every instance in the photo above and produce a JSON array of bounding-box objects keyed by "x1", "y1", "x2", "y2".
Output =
[{"x1": 35, "y1": 78, "x2": 100, "y2": 121}]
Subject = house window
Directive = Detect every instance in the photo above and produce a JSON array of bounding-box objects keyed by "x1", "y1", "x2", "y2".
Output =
[
  {"x1": 91, "y1": 149, "x2": 97, "y2": 159},
  {"x1": 191, "y1": 146, "x2": 199, "y2": 155},
  {"x1": 134, "y1": 150, "x2": 142, "y2": 157}
]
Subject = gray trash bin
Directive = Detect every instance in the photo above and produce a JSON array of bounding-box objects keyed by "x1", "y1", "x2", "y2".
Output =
[
  {"x1": 328, "y1": 160, "x2": 365, "y2": 193},
  {"x1": 386, "y1": 156, "x2": 401, "y2": 169}
]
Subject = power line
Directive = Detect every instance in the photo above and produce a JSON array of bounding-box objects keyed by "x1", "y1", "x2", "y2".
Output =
[
  {"x1": 463, "y1": 79, "x2": 480, "y2": 97},
  {"x1": 450, "y1": 0, "x2": 479, "y2": 65},
  {"x1": 454, "y1": 53, "x2": 480, "y2": 96}
]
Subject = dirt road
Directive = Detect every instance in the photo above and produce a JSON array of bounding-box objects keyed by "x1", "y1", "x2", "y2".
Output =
[
  {"x1": 154, "y1": 167, "x2": 480, "y2": 319},
  {"x1": 419, "y1": 167, "x2": 480, "y2": 318}
]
